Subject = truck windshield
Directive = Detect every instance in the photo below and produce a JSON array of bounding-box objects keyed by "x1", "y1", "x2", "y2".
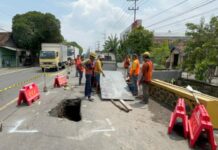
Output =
[{"x1": 40, "y1": 51, "x2": 56, "y2": 59}]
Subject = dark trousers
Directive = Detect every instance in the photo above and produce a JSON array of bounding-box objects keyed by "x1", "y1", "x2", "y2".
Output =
[
  {"x1": 85, "y1": 74, "x2": 92, "y2": 97},
  {"x1": 79, "y1": 70, "x2": 83, "y2": 85},
  {"x1": 131, "y1": 75, "x2": 138, "y2": 95},
  {"x1": 142, "y1": 83, "x2": 149, "y2": 103},
  {"x1": 75, "y1": 68, "x2": 79, "y2": 77}
]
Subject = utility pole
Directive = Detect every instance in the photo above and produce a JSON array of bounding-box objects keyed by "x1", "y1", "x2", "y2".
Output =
[
  {"x1": 97, "y1": 41, "x2": 100, "y2": 51},
  {"x1": 128, "y1": 0, "x2": 139, "y2": 22}
]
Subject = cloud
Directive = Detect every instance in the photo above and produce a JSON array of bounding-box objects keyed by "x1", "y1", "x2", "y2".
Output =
[
  {"x1": 60, "y1": 0, "x2": 218, "y2": 51},
  {"x1": 60, "y1": 0, "x2": 131, "y2": 51}
]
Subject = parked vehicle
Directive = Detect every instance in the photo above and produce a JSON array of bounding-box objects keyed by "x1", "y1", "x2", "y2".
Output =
[{"x1": 39, "y1": 43, "x2": 68, "y2": 71}]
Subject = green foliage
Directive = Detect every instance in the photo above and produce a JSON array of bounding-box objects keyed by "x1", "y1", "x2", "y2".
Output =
[
  {"x1": 12, "y1": 11, "x2": 63, "y2": 55},
  {"x1": 103, "y1": 34, "x2": 119, "y2": 53},
  {"x1": 184, "y1": 17, "x2": 218, "y2": 83},
  {"x1": 151, "y1": 40, "x2": 170, "y2": 66},
  {"x1": 124, "y1": 26, "x2": 153, "y2": 55},
  {"x1": 63, "y1": 40, "x2": 83, "y2": 55},
  {"x1": 103, "y1": 34, "x2": 120, "y2": 61}
]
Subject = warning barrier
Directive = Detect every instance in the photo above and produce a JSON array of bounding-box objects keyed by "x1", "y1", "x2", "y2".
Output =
[
  {"x1": 168, "y1": 98, "x2": 189, "y2": 138},
  {"x1": 54, "y1": 75, "x2": 68, "y2": 87},
  {"x1": 189, "y1": 104, "x2": 217, "y2": 150},
  {"x1": 17, "y1": 83, "x2": 40, "y2": 106}
]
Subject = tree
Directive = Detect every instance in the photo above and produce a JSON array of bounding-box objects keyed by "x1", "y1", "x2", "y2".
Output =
[
  {"x1": 184, "y1": 17, "x2": 218, "y2": 83},
  {"x1": 63, "y1": 40, "x2": 83, "y2": 55},
  {"x1": 151, "y1": 40, "x2": 170, "y2": 66},
  {"x1": 12, "y1": 11, "x2": 63, "y2": 56},
  {"x1": 103, "y1": 34, "x2": 119, "y2": 53},
  {"x1": 124, "y1": 26, "x2": 153, "y2": 55}
]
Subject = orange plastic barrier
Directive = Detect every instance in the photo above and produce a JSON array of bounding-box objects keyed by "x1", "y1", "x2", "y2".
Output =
[
  {"x1": 53, "y1": 75, "x2": 68, "y2": 87},
  {"x1": 17, "y1": 83, "x2": 40, "y2": 106},
  {"x1": 189, "y1": 104, "x2": 217, "y2": 150},
  {"x1": 168, "y1": 98, "x2": 189, "y2": 138}
]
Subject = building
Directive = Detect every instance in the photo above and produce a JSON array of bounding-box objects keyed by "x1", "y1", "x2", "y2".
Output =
[
  {"x1": 154, "y1": 32, "x2": 188, "y2": 69},
  {"x1": 120, "y1": 19, "x2": 142, "y2": 41},
  {"x1": 0, "y1": 32, "x2": 24, "y2": 68}
]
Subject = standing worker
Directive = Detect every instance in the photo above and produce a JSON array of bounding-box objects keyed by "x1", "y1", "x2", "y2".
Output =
[
  {"x1": 123, "y1": 54, "x2": 130, "y2": 77},
  {"x1": 94, "y1": 55, "x2": 105, "y2": 93},
  {"x1": 82, "y1": 52, "x2": 96, "y2": 101},
  {"x1": 139, "y1": 52, "x2": 153, "y2": 104},
  {"x1": 75, "y1": 55, "x2": 80, "y2": 77},
  {"x1": 129, "y1": 54, "x2": 140, "y2": 96},
  {"x1": 77, "y1": 55, "x2": 84, "y2": 85}
]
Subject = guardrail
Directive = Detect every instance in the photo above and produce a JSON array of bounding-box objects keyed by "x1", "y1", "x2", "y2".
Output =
[{"x1": 150, "y1": 79, "x2": 218, "y2": 129}]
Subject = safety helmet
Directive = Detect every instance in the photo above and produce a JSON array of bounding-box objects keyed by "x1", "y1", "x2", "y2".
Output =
[
  {"x1": 90, "y1": 52, "x2": 96, "y2": 58},
  {"x1": 143, "y1": 51, "x2": 150, "y2": 57}
]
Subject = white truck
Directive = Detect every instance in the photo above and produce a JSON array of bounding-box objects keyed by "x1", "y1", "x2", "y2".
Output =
[{"x1": 39, "y1": 43, "x2": 68, "y2": 71}]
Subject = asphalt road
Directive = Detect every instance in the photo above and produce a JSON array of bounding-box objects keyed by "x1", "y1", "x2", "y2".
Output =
[{"x1": 0, "y1": 67, "x2": 68, "y2": 122}]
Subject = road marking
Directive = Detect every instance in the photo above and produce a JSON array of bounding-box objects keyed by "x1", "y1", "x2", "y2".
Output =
[
  {"x1": 0, "y1": 69, "x2": 67, "y2": 111},
  {"x1": 9, "y1": 119, "x2": 38, "y2": 133},
  {"x1": 0, "y1": 98, "x2": 17, "y2": 112},
  {"x1": 0, "y1": 68, "x2": 30, "y2": 77},
  {"x1": 0, "y1": 69, "x2": 66, "y2": 94},
  {"x1": 91, "y1": 127, "x2": 115, "y2": 133}
]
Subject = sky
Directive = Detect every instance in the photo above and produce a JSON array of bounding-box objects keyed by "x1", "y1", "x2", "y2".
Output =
[{"x1": 0, "y1": 0, "x2": 218, "y2": 51}]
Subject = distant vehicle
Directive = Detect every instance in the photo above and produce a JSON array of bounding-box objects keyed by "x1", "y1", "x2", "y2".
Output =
[
  {"x1": 67, "y1": 46, "x2": 75, "y2": 60},
  {"x1": 39, "y1": 43, "x2": 68, "y2": 71}
]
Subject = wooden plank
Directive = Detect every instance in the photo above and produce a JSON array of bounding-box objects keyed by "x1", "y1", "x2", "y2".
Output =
[
  {"x1": 119, "y1": 99, "x2": 132, "y2": 111},
  {"x1": 110, "y1": 99, "x2": 129, "y2": 112}
]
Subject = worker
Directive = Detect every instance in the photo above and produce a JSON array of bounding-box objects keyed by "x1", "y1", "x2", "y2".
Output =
[
  {"x1": 77, "y1": 55, "x2": 84, "y2": 85},
  {"x1": 123, "y1": 54, "x2": 130, "y2": 77},
  {"x1": 75, "y1": 55, "x2": 80, "y2": 77},
  {"x1": 94, "y1": 54, "x2": 105, "y2": 93},
  {"x1": 129, "y1": 54, "x2": 140, "y2": 96},
  {"x1": 139, "y1": 52, "x2": 153, "y2": 104},
  {"x1": 82, "y1": 52, "x2": 96, "y2": 101}
]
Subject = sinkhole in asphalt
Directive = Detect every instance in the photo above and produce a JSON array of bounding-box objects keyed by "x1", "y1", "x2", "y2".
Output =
[{"x1": 49, "y1": 98, "x2": 82, "y2": 122}]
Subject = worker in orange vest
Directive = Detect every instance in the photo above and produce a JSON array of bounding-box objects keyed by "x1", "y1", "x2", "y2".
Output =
[
  {"x1": 82, "y1": 52, "x2": 96, "y2": 101},
  {"x1": 129, "y1": 54, "x2": 140, "y2": 96},
  {"x1": 77, "y1": 55, "x2": 84, "y2": 85},
  {"x1": 75, "y1": 55, "x2": 80, "y2": 77},
  {"x1": 139, "y1": 51, "x2": 153, "y2": 104},
  {"x1": 123, "y1": 54, "x2": 130, "y2": 77}
]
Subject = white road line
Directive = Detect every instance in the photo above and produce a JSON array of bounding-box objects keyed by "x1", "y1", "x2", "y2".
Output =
[
  {"x1": 91, "y1": 127, "x2": 115, "y2": 133},
  {"x1": 9, "y1": 119, "x2": 38, "y2": 133},
  {"x1": 106, "y1": 118, "x2": 112, "y2": 126},
  {"x1": 0, "y1": 68, "x2": 31, "y2": 76}
]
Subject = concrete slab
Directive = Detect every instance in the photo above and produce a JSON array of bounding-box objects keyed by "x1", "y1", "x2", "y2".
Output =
[{"x1": 100, "y1": 71, "x2": 134, "y2": 100}]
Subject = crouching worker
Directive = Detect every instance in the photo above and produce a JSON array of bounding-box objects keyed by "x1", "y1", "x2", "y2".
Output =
[
  {"x1": 82, "y1": 52, "x2": 96, "y2": 101},
  {"x1": 139, "y1": 52, "x2": 153, "y2": 104}
]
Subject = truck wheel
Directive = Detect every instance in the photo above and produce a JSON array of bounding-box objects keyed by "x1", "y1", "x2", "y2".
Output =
[{"x1": 55, "y1": 67, "x2": 59, "y2": 71}]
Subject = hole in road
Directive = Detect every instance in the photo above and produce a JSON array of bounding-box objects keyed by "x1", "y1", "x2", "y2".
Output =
[{"x1": 49, "y1": 98, "x2": 82, "y2": 122}]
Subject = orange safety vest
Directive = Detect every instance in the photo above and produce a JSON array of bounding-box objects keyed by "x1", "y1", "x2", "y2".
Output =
[
  {"x1": 76, "y1": 59, "x2": 84, "y2": 72},
  {"x1": 143, "y1": 60, "x2": 153, "y2": 82},
  {"x1": 85, "y1": 60, "x2": 94, "y2": 74},
  {"x1": 130, "y1": 59, "x2": 140, "y2": 76},
  {"x1": 123, "y1": 58, "x2": 130, "y2": 68}
]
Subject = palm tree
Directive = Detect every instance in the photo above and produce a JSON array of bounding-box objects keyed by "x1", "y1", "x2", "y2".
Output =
[{"x1": 103, "y1": 34, "x2": 120, "y2": 55}]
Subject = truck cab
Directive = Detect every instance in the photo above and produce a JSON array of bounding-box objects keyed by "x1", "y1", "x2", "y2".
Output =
[{"x1": 39, "y1": 43, "x2": 68, "y2": 71}]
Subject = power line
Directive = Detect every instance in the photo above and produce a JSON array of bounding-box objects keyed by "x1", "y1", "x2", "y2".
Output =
[
  {"x1": 127, "y1": 0, "x2": 139, "y2": 22},
  {"x1": 112, "y1": 0, "x2": 131, "y2": 28},
  {"x1": 145, "y1": 0, "x2": 217, "y2": 28},
  {"x1": 144, "y1": 0, "x2": 188, "y2": 20},
  {"x1": 151, "y1": 7, "x2": 218, "y2": 30}
]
